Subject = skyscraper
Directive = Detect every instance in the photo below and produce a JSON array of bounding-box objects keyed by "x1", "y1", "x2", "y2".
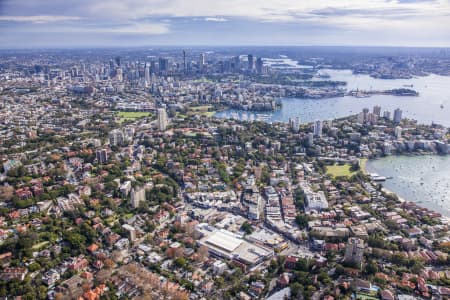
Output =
[
  {"x1": 393, "y1": 108, "x2": 402, "y2": 123},
  {"x1": 293, "y1": 117, "x2": 300, "y2": 133},
  {"x1": 307, "y1": 133, "x2": 314, "y2": 146},
  {"x1": 362, "y1": 108, "x2": 369, "y2": 122},
  {"x1": 183, "y1": 50, "x2": 187, "y2": 74},
  {"x1": 313, "y1": 120, "x2": 323, "y2": 137},
  {"x1": 395, "y1": 126, "x2": 402, "y2": 139},
  {"x1": 116, "y1": 67, "x2": 123, "y2": 82},
  {"x1": 373, "y1": 105, "x2": 381, "y2": 117},
  {"x1": 198, "y1": 53, "x2": 205, "y2": 73},
  {"x1": 150, "y1": 60, "x2": 157, "y2": 74},
  {"x1": 256, "y1": 57, "x2": 263, "y2": 74},
  {"x1": 115, "y1": 56, "x2": 121, "y2": 67},
  {"x1": 159, "y1": 57, "x2": 169, "y2": 73},
  {"x1": 157, "y1": 108, "x2": 169, "y2": 131},
  {"x1": 144, "y1": 64, "x2": 150, "y2": 85},
  {"x1": 248, "y1": 54, "x2": 254, "y2": 71},
  {"x1": 232, "y1": 56, "x2": 240, "y2": 72},
  {"x1": 109, "y1": 59, "x2": 115, "y2": 72}
]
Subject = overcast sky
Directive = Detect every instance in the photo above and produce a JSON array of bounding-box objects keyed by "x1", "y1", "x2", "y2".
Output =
[{"x1": 0, "y1": 0, "x2": 449, "y2": 48}]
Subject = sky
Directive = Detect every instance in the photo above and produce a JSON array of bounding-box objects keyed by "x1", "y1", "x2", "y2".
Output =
[{"x1": 0, "y1": 0, "x2": 449, "y2": 48}]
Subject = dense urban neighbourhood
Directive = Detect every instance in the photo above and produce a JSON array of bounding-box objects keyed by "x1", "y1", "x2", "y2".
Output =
[{"x1": 0, "y1": 49, "x2": 450, "y2": 300}]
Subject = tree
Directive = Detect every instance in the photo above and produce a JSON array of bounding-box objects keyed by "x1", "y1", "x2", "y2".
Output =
[
  {"x1": 196, "y1": 245, "x2": 209, "y2": 262},
  {"x1": 104, "y1": 259, "x2": 115, "y2": 269},
  {"x1": 174, "y1": 257, "x2": 187, "y2": 268},
  {"x1": 17, "y1": 232, "x2": 38, "y2": 257},
  {"x1": 0, "y1": 186, "x2": 14, "y2": 202},
  {"x1": 217, "y1": 163, "x2": 230, "y2": 185},
  {"x1": 410, "y1": 258, "x2": 424, "y2": 274},
  {"x1": 295, "y1": 214, "x2": 310, "y2": 229},
  {"x1": 350, "y1": 162, "x2": 360, "y2": 172},
  {"x1": 335, "y1": 264, "x2": 345, "y2": 276},
  {"x1": 28, "y1": 262, "x2": 41, "y2": 272},
  {"x1": 294, "y1": 188, "x2": 305, "y2": 209},
  {"x1": 366, "y1": 261, "x2": 378, "y2": 275},
  {"x1": 240, "y1": 221, "x2": 253, "y2": 235},
  {"x1": 290, "y1": 282, "x2": 304, "y2": 298},
  {"x1": 64, "y1": 231, "x2": 86, "y2": 253}
]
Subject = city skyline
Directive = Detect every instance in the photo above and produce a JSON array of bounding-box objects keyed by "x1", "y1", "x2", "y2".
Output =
[{"x1": 0, "y1": 0, "x2": 450, "y2": 49}]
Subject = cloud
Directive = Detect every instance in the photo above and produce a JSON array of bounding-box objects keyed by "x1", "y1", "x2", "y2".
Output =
[
  {"x1": 99, "y1": 23, "x2": 170, "y2": 34},
  {"x1": 0, "y1": 15, "x2": 81, "y2": 23},
  {"x1": 9, "y1": 22, "x2": 171, "y2": 35},
  {"x1": 0, "y1": 0, "x2": 449, "y2": 47},
  {"x1": 204, "y1": 17, "x2": 228, "y2": 22}
]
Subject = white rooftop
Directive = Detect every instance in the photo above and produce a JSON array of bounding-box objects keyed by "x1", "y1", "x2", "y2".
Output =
[{"x1": 205, "y1": 230, "x2": 243, "y2": 253}]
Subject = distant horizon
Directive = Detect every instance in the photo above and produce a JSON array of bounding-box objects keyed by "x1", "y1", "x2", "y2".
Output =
[{"x1": 1, "y1": 44, "x2": 450, "y2": 51}]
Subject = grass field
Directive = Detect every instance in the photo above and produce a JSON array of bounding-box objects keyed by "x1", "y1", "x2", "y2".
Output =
[
  {"x1": 189, "y1": 105, "x2": 213, "y2": 111},
  {"x1": 326, "y1": 164, "x2": 357, "y2": 178},
  {"x1": 188, "y1": 105, "x2": 216, "y2": 117},
  {"x1": 196, "y1": 111, "x2": 216, "y2": 117},
  {"x1": 360, "y1": 158, "x2": 368, "y2": 174},
  {"x1": 116, "y1": 111, "x2": 152, "y2": 123},
  {"x1": 106, "y1": 216, "x2": 118, "y2": 226},
  {"x1": 32, "y1": 241, "x2": 49, "y2": 250}
]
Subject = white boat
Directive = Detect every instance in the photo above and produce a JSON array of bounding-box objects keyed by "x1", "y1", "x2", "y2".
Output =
[{"x1": 369, "y1": 173, "x2": 387, "y2": 181}]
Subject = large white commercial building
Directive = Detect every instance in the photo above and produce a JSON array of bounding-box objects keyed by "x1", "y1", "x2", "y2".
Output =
[{"x1": 196, "y1": 224, "x2": 273, "y2": 266}]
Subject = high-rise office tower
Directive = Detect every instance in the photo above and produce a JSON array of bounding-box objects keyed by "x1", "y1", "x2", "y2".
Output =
[
  {"x1": 183, "y1": 50, "x2": 187, "y2": 74},
  {"x1": 150, "y1": 60, "x2": 157, "y2": 74},
  {"x1": 256, "y1": 57, "x2": 263, "y2": 74},
  {"x1": 314, "y1": 120, "x2": 323, "y2": 137},
  {"x1": 293, "y1": 117, "x2": 300, "y2": 132},
  {"x1": 393, "y1": 108, "x2": 402, "y2": 123},
  {"x1": 248, "y1": 54, "x2": 254, "y2": 71},
  {"x1": 159, "y1": 57, "x2": 169, "y2": 73},
  {"x1": 198, "y1": 53, "x2": 205, "y2": 72},
  {"x1": 232, "y1": 56, "x2": 240, "y2": 72},
  {"x1": 116, "y1": 67, "x2": 123, "y2": 82},
  {"x1": 115, "y1": 56, "x2": 121, "y2": 67},
  {"x1": 144, "y1": 64, "x2": 150, "y2": 84},
  {"x1": 307, "y1": 133, "x2": 314, "y2": 146},
  {"x1": 157, "y1": 108, "x2": 169, "y2": 131}
]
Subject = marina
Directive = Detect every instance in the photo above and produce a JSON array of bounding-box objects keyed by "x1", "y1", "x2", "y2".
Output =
[{"x1": 366, "y1": 155, "x2": 450, "y2": 217}]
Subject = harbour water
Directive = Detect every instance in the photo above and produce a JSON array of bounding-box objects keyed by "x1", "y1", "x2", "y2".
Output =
[
  {"x1": 215, "y1": 69, "x2": 450, "y2": 126},
  {"x1": 366, "y1": 155, "x2": 450, "y2": 217}
]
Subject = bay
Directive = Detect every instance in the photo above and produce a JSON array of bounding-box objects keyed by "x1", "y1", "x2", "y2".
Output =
[
  {"x1": 366, "y1": 155, "x2": 450, "y2": 217},
  {"x1": 215, "y1": 69, "x2": 450, "y2": 126}
]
